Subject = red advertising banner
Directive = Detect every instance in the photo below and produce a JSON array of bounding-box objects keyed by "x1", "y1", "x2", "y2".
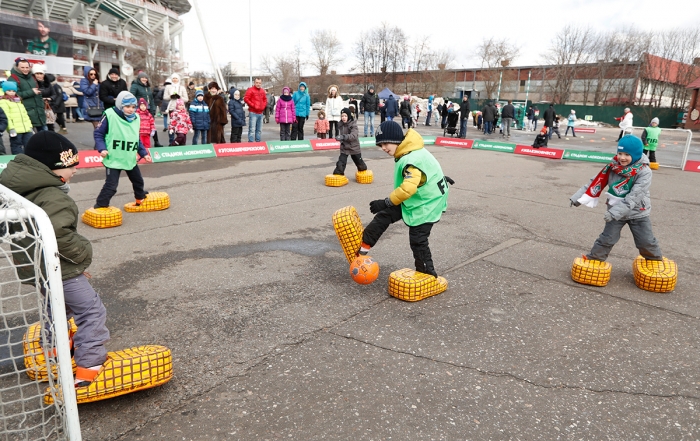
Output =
[
  {"x1": 435, "y1": 137, "x2": 473, "y2": 148},
  {"x1": 77, "y1": 150, "x2": 148, "y2": 168},
  {"x1": 683, "y1": 160, "x2": 700, "y2": 173},
  {"x1": 515, "y1": 145, "x2": 564, "y2": 159},
  {"x1": 311, "y1": 139, "x2": 340, "y2": 150},
  {"x1": 214, "y1": 143, "x2": 269, "y2": 157},
  {"x1": 76, "y1": 150, "x2": 104, "y2": 168},
  {"x1": 574, "y1": 128, "x2": 597, "y2": 134}
]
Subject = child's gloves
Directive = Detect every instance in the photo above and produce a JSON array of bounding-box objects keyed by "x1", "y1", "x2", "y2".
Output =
[
  {"x1": 369, "y1": 198, "x2": 393, "y2": 214},
  {"x1": 335, "y1": 135, "x2": 346, "y2": 141},
  {"x1": 168, "y1": 129, "x2": 174, "y2": 135},
  {"x1": 570, "y1": 199, "x2": 581, "y2": 207},
  {"x1": 9, "y1": 129, "x2": 17, "y2": 137},
  {"x1": 603, "y1": 211, "x2": 614, "y2": 222}
]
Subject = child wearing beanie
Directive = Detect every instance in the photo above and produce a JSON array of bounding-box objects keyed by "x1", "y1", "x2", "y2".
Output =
[
  {"x1": 641, "y1": 117, "x2": 661, "y2": 168},
  {"x1": 0, "y1": 132, "x2": 112, "y2": 387},
  {"x1": 93, "y1": 91, "x2": 152, "y2": 208},
  {"x1": 570, "y1": 134, "x2": 663, "y2": 263},
  {"x1": 332, "y1": 108, "x2": 367, "y2": 175},
  {"x1": 168, "y1": 98, "x2": 193, "y2": 146},
  {"x1": 136, "y1": 98, "x2": 156, "y2": 148},
  {"x1": 358, "y1": 122, "x2": 453, "y2": 277},
  {"x1": 531, "y1": 126, "x2": 549, "y2": 148},
  {"x1": 0, "y1": 80, "x2": 33, "y2": 154},
  {"x1": 190, "y1": 89, "x2": 211, "y2": 145}
]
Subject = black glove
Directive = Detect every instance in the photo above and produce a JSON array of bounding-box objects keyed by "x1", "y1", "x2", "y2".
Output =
[
  {"x1": 570, "y1": 200, "x2": 581, "y2": 207},
  {"x1": 335, "y1": 135, "x2": 345, "y2": 142},
  {"x1": 369, "y1": 198, "x2": 393, "y2": 214},
  {"x1": 445, "y1": 176, "x2": 455, "y2": 185}
]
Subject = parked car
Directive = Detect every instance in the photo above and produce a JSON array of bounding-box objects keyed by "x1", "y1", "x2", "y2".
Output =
[{"x1": 311, "y1": 102, "x2": 325, "y2": 110}]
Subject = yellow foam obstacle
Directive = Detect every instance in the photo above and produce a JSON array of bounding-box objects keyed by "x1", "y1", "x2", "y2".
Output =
[
  {"x1": 332, "y1": 206, "x2": 364, "y2": 263},
  {"x1": 124, "y1": 191, "x2": 170, "y2": 212},
  {"x1": 355, "y1": 170, "x2": 374, "y2": 184},
  {"x1": 82, "y1": 206, "x2": 122, "y2": 228},
  {"x1": 325, "y1": 174, "x2": 349, "y2": 187},
  {"x1": 649, "y1": 162, "x2": 659, "y2": 170},
  {"x1": 633, "y1": 256, "x2": 677, "y2": 293},
  {"x1": 388, "y1": 269, "x2": 448, "y2": 302},
  {"x1": 45, "y1": 345, "x2": 173, "y2": 405},
  {"x1": 23, "y1": 319, "x2": 77, "y2": 382},
  {"x1": 571, "y1": 256, "x2": 612, "y2": 287}
]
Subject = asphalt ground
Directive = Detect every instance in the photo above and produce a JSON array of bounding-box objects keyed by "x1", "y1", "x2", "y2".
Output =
[{"x1": 3, "y1": 115, "x2": 700, "y2": 440}]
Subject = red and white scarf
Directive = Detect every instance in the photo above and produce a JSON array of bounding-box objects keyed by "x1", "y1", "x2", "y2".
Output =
[{"x1": 577, "y1": 156, "x2": 645, "y2": 208}]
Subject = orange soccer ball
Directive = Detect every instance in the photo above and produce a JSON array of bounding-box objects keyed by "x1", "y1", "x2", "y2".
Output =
[{"x1": 349, "y1": 256, "x2": 380, "y2": 285}]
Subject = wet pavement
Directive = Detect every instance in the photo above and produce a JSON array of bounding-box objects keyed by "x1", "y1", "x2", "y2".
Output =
[{"x1": 4, "y1": 114, "x2": 700, "y2": 440}]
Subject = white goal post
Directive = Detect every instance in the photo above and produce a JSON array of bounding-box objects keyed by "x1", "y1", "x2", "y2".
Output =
[{"x1": 1, "y1": 184, "x2": 81, "y2": 441}]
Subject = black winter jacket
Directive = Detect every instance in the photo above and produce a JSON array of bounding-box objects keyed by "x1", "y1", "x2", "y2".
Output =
[
  {"x1": 361, "y1": 91, "x2": 378, "y2": 113},
  {"x1": 399, "y1": 100, "x2": 412, "y2": 118},
  {"x1": 501, "y1": 104, "x2": 515, "y2": 119},
  {"x1": 0, "y1": 106, "x2": 7, "y2": 133},
  {"x1": 543, "y1": 106, "x2": 556, "y2": 127},
  {"x1": 459, "y1": 101, "x2": 470, "y2": 120},
  {"x1": 481, "y1": 105, "x2": 495, "y2": 122},
  {"x1": 99, "y1": 78, "x2": 128, "y2": 109}
]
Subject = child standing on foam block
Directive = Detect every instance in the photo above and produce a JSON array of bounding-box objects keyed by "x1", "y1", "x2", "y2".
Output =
[
  {"x1": 0, "y1": 132, "x2": 111, "y2": 386},
  {"x1": 358, "y1": 121, "x2": 453, "y2": 277},
  {"x1": 93, "y1": 91, "x2": 152, "y2": 208},
  {"x1": 570, "y1": 134, "x2": 663, "y2": 263}
]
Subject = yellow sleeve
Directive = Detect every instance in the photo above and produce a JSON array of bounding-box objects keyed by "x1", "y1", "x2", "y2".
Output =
[{"x1": 389, "y1": 165, "x2": 422, "y2": 205}]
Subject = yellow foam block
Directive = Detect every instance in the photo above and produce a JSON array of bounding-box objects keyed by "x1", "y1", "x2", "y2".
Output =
[
  {"x1": 82, "y1": 206, "x2": 122, "y2": 228},
  {"x1": 571, "y1": 256, "x2": 611, "y2": 287},
  {"x1": 633, "y1": 256, "x2": 677, "y2": 293},
  {"x1": 45, "y1": 345, "x2": 173, "y2": 405},
  {"x1": 325, "y1": 174, "x2": 349, "y2": 187},
  {"x1": 124, "y1": 191, "x2": 170, "y2": 212},
  {"x1": 332, "y1": 206, "x2": 363, "y2": 264},
  {"x1": 355, "y1": 170, "x2": 374, "y2": 184},
  {"x1": 649, "y1": 162, "x2": 659, "y2": 170},
  {"x1": 388, "y1": 268, "x2": 448, "y2": 302},
  {"x1": 23, "y1": 319, "x2": 77, "y2": 382}
]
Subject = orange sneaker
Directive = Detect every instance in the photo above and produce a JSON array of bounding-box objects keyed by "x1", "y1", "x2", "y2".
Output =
[{"x1": 134, "y1": 196, "x2": 146, "y2": 206}]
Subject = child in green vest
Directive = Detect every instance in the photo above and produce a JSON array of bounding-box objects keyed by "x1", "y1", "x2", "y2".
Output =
[
  {"x1": 93, "y1": 91, "x2": 152, "y2": 208},
  {"x1": 641, "y1": 117, "x2": 661, "y2": 168},
  {"x1": 358, "y1": 121, "x2": 453, "y2": 277}
]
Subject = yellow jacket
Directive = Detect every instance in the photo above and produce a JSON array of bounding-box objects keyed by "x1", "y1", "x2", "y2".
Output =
[
  {"x1": 388, "y1": 129, "x2": 426, "y2": 206},
  {"x1": 0, "y1": 98, "x2": 33, "y2": 134}
]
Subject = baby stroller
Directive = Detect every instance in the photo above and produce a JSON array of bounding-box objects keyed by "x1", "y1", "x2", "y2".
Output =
[{"x1": 444, "y1": 112, "x2": 459, "y2": 137}]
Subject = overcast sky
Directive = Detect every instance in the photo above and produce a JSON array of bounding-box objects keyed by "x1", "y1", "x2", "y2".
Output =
[{"x1": 180, "y1": 0, "x2": 700, "y2": 76}]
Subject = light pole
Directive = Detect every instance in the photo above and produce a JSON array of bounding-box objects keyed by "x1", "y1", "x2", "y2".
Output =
[{"x1": 248, "y1": 0, "x2": 252, "y2": 86}]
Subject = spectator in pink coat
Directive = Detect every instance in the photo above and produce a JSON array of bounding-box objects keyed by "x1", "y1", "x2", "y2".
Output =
[{"x1": 275, "y1": 86, "x2": 296, "y2": 140}]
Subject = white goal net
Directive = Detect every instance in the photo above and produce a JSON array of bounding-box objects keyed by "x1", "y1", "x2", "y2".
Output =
[{"x1": 1, "y1": 184, "x2": 81, "y2": 441}]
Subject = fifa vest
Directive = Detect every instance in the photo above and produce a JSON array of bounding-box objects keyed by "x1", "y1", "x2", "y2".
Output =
[
  {"x1": 102, "y1": 108, "x2": 141, "y2": 170},
  {"x1": 394, "y1": 148, "x2": 449, "y2": 226},
  {"x1": 645, "y1": 126, "x2": 661, "y2": 151}
]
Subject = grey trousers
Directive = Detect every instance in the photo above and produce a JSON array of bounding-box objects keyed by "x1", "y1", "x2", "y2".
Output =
[
  {"x1": 502, "y1": 118, "x2": 512, "y2": 136},
  {"x1": 587, "y1": 216, "x2": 663, "y2": 262},
  {"x1": 50, "y1": 275, "x2": 110, "y2": 367}
]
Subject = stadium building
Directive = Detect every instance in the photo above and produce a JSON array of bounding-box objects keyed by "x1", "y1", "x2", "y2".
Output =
[{"x1": 1, "y1": 0, "x2": 190, "y2": 81}]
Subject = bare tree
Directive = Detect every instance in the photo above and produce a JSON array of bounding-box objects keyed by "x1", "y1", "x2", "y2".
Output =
[
  {"x1": 309, "y1": 30, "x2": 343, "y2": 76},
  {"x1": 125, "y1": 36, "x2": 174, "y2": 85},
  {"x1": 220, "y1": 63, "x2": 237, "y2": 90},
  {"x1": 352, "y1": 23, "x2": 408, "y2": 90},
  {"x1": 475, "y1": 37, "x2": 520, "y2": 99},
  {"x1": 541, "y1": 25, "x2": 595, "y2": 104},
  {"x1": 261, "y1": 54, "x2": 299, "y2": 91}
]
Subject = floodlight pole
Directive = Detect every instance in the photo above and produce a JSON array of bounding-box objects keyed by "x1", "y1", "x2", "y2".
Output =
[
  {"x1": 249, "y1": 0, "x2": 253, "y2": 85},
  {"x1": 192, "y1": 0, "x2": 225, "y2": 89}
]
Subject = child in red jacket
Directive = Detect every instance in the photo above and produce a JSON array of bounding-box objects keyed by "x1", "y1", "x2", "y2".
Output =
[
  {"x1": 168, "y1": 99, "x2": 193, "y2": 146},
  {"x1": 137, "y1": 98, "x2": 155, "y2": 148},
  {"x1": 314, "y1": 110, "x2": 329, "y2": 139}
]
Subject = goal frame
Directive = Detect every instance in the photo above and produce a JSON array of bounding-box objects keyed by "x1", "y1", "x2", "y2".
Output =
[{"x1": 1, "y1": 184, "x2": 81, "y2": 441}]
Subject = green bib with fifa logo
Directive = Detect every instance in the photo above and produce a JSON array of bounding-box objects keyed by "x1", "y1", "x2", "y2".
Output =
[
  {"x1": 102, "y1": 108, "x2": 141, "y2": 170},
  {"x1": 394, "y1": 148, "x2": 449, "y2": 226},
  {"x1": 645, "y1": 126, "x2": 661, "y2": 151}
]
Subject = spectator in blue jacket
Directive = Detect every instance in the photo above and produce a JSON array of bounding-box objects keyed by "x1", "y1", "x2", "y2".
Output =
[
  {"x1": 79, "y1": 66, "x2": 102, "y2": 129},
  {"x1": 385, "y1": 94, "x2": 399, "y2": 121},
  {"x1": 228, "y1": 88, "x2": 246, "y2": 143},
  {"x1": 189, "y1": 90, "x2": 210, "y2": 145},
  {"x1": 291, "y1": 81, "x2": 310, "y2": 140}
]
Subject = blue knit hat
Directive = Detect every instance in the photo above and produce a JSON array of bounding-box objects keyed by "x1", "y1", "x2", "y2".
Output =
[
  {"x1": 2, "y1": 81, "x2": 18, "y2": 92},
  {"x1": 115, "y1": 91, "x2": 137, "y2": 110},
  {"x1": 195, "y1": 89, "x2": 204, "y2": 97},
  {"x1": 375, "y1": 121, "x2": 405, "y2": 146},
  {"x1": 617, "y1": 135, "x2": 644, "y2": 164}
]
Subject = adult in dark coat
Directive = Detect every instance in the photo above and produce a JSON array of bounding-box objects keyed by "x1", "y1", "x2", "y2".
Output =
[
  {"x1": 385, "y1": 95, "x2": 398, "y2": 121},
  {"x1": 458, "y1": 96, "x2": 471, "y2": 138},
  {"x1": 9, "y1": 58, "x2": 47, "y2": 130},
  {"x1": 543, "y1": 104, "x2": 556, "y2": 139},
  {"x1": 440, "y1": 99, "x2": 450, "y2": 128},
  {"x1": 360, "y1": 84, "x2": 379, "y2": 136},
  {"x1": 99, "y1": 68, "x2": 127, "y2": 110},
  {"x1": 130, "y1": 72, "x2": 161, "y2": 146},
  {"x1": 481, "y1": 102, "x2": 495, "y2": 134},
  {"x1": 204, "y1": 82, "x2": 227, "y2": 144},
  {"x1": 399, "y1": 97, "x2": 412, "y2": 128},
  {"x1": 228, "y1": 88, "x2": 246, "y2": 143},
  {"x1": 47, "y1": 74, "x2": 67, "y2": 133}
]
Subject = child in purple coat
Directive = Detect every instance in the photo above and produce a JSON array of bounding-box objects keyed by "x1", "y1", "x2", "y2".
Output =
[{"x1": 275, "y1": 86, "x2": 296, "y2": 140}]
